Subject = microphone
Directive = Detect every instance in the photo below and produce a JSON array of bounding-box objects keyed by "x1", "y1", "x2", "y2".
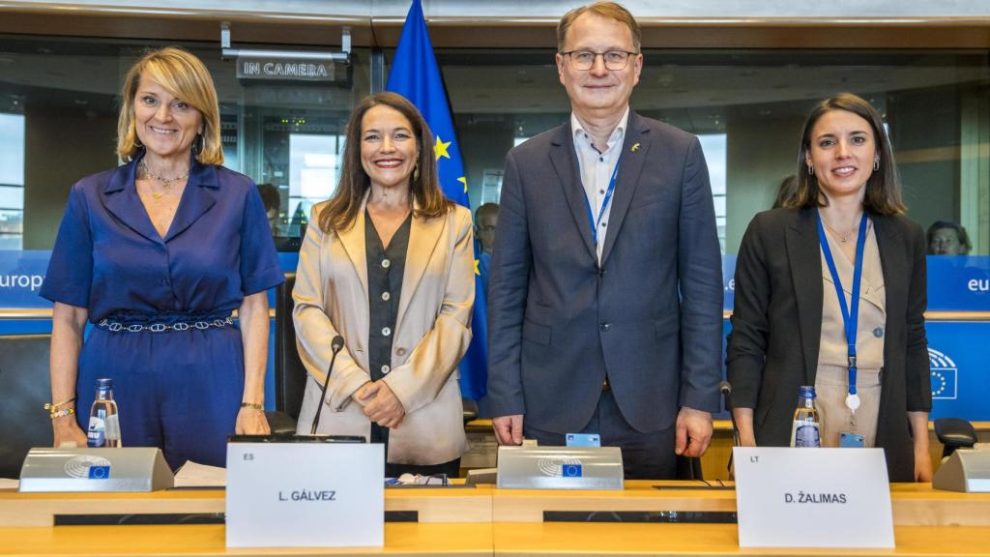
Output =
[
  {"x1": 719, "y1": 380, "x2": 732, "y2": 407},
  {"x1": 719, "y1": 380, "x2": 739, "y2": 443},
  {"x1": 310, "y1": 335, "x2": 345, "y2": 435},
  {"x1": 720, "y1": 380, "x2": 740, "y2": 477}
]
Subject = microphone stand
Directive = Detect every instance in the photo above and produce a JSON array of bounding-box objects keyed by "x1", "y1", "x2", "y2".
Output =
[
  {"x1": 720, "y1": 381, "x2": 739, "y2": 479},
  {"x1": 310, "y1": 335, "x2": 345, "y2": 435}
]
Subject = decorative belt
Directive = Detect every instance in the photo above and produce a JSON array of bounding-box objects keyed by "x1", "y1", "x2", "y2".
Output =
[{"x1": 96, "y1": 316, "x2": 234, "y2": 333}]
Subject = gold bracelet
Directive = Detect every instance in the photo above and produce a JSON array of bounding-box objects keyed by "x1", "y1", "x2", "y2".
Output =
[
  {"x1": 240, "y1": 402, "x2": 264, "y2": 411},
  {"x1": 49, "y1": 407, "x2": 76, "y2": 420},
  {"x1": 43, "y1": 397, "x2": 77, "y2": 412}
]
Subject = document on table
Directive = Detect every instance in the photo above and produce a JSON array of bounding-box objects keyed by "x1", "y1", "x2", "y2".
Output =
[{"x1": 173, "y1": 461, "x2": 226, "y2": 487}]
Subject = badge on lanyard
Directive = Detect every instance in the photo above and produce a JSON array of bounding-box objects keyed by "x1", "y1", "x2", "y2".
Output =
[
  {"x1": 565, "y1": 433, "x2": 601, "y2": 448},
  {"x1": 817, "y1": 212, "x2": 869, "y2": 414},
  {"x1": 840, "y1": 431, "x2": 866, "y2": 448}
]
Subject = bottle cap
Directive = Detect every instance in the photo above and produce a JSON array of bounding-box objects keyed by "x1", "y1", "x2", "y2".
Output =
[
  {"x1": 96, "y1": 378, "x2": 113, "y2": 389},
  {"x1": 799, "y1": 385, "x2": 816, "y2": 399}
]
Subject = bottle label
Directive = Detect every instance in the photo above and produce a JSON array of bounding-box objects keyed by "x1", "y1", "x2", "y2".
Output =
[
  {"x1": 87, "y1": 416, "x2": 106, "y2": 448},
  {"x1": 105, "y1": 414, "x2": 121, "y2": 442},
  {"x1": 793, "y1": 423, "x2": 821, "y2": 448}
]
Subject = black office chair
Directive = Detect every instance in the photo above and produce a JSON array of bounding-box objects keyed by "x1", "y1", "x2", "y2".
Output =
[
  {"x1": 0, "y1": 335, "x2": 54, "y2": 478},
  {"x1": 267, "y1": 273, "x2": 305, "y2": 434},
  {"x1": 934, "y1": 417, "x2": 977, "y2": 459}
]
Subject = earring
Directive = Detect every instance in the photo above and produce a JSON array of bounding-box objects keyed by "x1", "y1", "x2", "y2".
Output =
[
  {"x1": 413, "y1": 164, "x2": 420, "y2": 182},
  {"x1": 874, "y1": 157, "x2": 880, "y2": 171},
  {"x1": 193, "y1": 133, "x2": 204, "y2": 155},
  {"x1": 807, "y1": 164, "x2": 814, "y2": 176}
]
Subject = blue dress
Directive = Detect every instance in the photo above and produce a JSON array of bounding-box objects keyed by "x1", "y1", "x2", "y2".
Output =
[{"x1": 40, "y1": 154, "x2": 283, "y2": 469}]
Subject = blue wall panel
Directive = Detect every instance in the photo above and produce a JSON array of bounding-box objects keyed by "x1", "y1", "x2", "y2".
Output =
[{"x1": 4, "y1": 251, "x2": 988, "y2": 420}]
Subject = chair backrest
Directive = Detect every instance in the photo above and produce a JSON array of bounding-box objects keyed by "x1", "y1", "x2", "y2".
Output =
[
  {"x1": 934, "y1": 417, "x2": 978, "y2": 459},
  {"x1": 0, "y1": 334, "x2": 54, "y2": 478},
  {"x1": 274, "y1": 273, "x2": 307, "y2": 421}
]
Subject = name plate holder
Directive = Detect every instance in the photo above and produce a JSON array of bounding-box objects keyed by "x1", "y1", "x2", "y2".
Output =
[
  {"x1": 733, "y1": 447, "x2": 894, "y2": 548},
  {"x1": 225, "y1": 437, "x2": 384, "y2": 548},
  {"x1": 933, "y1": 449, "x2": 990, "y2": 492},
  {"x1": 496, "y1": 445, "x2": 623, "y2": 490},
  {"x1": 19, "y1": 447, "x2": 173, "y2": 492}
]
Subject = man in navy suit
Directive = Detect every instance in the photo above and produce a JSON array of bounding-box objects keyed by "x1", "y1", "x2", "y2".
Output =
[{"x1": 486, "y1": 1, "x2": 723, "y2": 479}]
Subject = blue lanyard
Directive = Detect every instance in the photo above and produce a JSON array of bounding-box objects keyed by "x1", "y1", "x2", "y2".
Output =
[
  {"x1": 816, "y1": 212, "x2": 868, "y2": 406},
  {"x1": 583, "y1": 162, "x2": 620, "y2": 246}
]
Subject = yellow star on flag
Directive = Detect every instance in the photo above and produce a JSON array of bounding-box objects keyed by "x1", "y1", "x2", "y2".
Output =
[
  {"x1": 474, "y1": 259, "x2": 480, "y2": 276},
  {"x1": 458, "y1": 176, "x2": 468, "y2": 193},
  {"x1": 434, "y1": 136, "x2": 451, "y2": 161}
]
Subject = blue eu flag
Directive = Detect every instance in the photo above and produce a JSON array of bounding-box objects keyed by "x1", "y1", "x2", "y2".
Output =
[{"x1": 387, "y1": 0, "x2": 487, "y2": 401}]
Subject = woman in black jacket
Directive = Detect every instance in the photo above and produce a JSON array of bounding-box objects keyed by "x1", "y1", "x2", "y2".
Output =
[{"x1": 727, "y1": 92, "x2": 932, "y2": 482}]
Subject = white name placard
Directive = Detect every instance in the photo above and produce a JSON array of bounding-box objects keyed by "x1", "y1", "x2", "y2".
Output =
[
  {"x1": 226, "y1": 441, "x2": 384, "y2": 548},
  {"x1": 733, "y1": 447, "x2": 894, "y2": 548}
]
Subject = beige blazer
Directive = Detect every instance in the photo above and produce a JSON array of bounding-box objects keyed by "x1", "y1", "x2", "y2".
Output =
[{"x1": 293, "y1": 200, "x2": 474, "y2": 465}]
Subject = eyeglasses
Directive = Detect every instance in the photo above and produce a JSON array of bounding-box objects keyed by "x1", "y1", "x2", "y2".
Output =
[{"x1": 560, "y1": 49, "x2": 638, "y2": 71}]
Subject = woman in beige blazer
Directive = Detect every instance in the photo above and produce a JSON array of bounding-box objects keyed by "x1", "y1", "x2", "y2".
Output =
[{"x1": 293, "y1": 92, "x2": 474, "y2": 478}]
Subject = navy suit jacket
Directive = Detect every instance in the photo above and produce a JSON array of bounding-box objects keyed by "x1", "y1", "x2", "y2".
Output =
[{"x1": 486, "y1": 111, "x2": 724, "y2": 433}]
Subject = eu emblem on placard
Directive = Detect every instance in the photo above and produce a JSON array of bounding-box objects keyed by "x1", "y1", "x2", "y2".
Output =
[
  {"x1": 929, "y1": 347, "x2": 959, "y2": 400},
  {"x1": 88, "y1": 465, "x2": 111, "y2": 479},
  {"x1": 561, "y1": 464, "x2": 583, "y2": 477}
]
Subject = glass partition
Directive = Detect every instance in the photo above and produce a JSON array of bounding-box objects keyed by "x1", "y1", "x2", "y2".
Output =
[
  {"x1": 1, "y1": 39, "x2": 987, "y2": 255},
  {"x1": 429, "y1": 48, "x2": 990, "y2": 256},
  {"x1": 0, "y1": 35, "x2": 370, "y2": 250}
]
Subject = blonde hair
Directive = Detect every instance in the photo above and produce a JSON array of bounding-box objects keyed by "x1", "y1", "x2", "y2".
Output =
[
  {"x1": 557, "y1": 2, "x2": 641, "y2": 52},
  {"x1": 116, "y1": 47, "x2": 223, "y2": 165}
]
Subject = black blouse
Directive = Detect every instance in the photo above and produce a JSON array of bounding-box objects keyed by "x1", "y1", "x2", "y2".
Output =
[{"x1": 364, "y1": 209, "x2": 413, "y2": 443}]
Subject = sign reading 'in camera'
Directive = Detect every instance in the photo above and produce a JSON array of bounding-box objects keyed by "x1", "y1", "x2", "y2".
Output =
[{"x1": 236, "y1": 57, "x2": 336, "y2": 82}]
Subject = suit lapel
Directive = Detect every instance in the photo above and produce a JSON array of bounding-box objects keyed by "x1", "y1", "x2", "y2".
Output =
[
  {"x1": 873, "y1": 214, "x2": 905, "y2": 341},
  {"x1": 787, "y1": 208, "x2": 824, "y2": 386},
  {"x1": 101, "y1": 155, "x2": 220, "y2": 244},
  {"x1": 101, "y1": 157, "x2": 162, "y2": 244},
  {"x1": 396, "y1": 207, "x2": 444, "y2": 328},
  {"x1": 600, "y1": 112, "x2": 649, "y2": 264},
  {"x1": 337, "y1": 200, "x2": 370, "y2": 303},
  {"x1": 164, "y1": 160, "x2": 218, "y2": 242},
  {"x1": 549, "y1": 123, "x2": 597, "y2": 262}
]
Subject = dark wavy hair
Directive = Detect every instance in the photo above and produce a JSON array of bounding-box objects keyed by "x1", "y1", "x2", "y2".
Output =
[
  {"x1": 787, "y1": 92, "x2": 905, "y2": 215},
  {"x1": 318, "y1": 92, "x2": 453, "y2": 233}
]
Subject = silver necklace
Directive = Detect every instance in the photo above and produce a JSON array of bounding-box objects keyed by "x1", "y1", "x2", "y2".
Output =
[{"x1": 822, "y1": 219, "x2": 860, "y2": 243}]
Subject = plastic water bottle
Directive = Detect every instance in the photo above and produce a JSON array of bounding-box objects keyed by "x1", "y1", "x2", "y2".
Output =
[
  {"x1": 789, "y1": 385, "x2": 821, "y2": 448},
  {"x1": 87, "y1": 378, "x2": 121, "y2": 448}
]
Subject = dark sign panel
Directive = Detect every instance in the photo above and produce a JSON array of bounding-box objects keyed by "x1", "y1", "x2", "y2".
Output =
[{"x1": 237, "y1": 57, "x2": 337, "y2": 82}]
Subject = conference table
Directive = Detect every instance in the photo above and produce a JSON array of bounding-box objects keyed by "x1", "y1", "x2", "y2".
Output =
[{"x1": 2, "y1": 481, "x2": 989, "y2": 556}]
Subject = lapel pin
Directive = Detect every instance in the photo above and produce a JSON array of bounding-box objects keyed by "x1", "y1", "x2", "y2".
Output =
[{"x1": 631, "y1": 143, "x2": 640, "y2": 152}]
